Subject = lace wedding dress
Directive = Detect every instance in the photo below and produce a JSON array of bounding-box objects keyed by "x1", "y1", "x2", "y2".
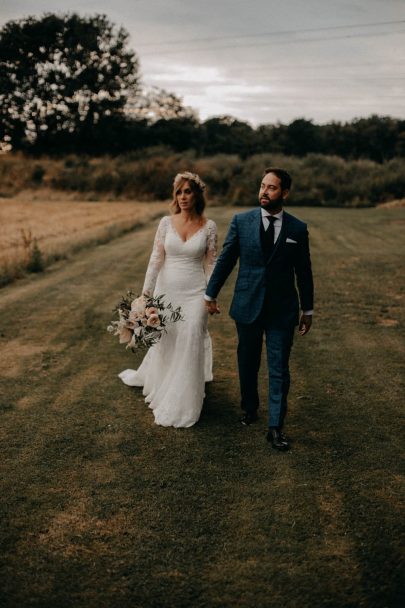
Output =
[{"x1": 119, "y1": 216, "x2": 218, "y2": 427}]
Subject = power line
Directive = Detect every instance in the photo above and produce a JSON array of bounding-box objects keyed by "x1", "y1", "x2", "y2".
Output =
[
  {"x1": 136, "y1": 19, "x2": 405, "y2": 48},
  {"x1": 141, "y1": 29, "x2": 405, "y2": 56},
  {"x1": 229, "y1": 60, "x2": 405, "y2": 72},
  {"x1": 253, "y1": 98, "x2": 405, "y2": 102},
  {"x1": 231, "y1": 77, "x2": 405, "y2": 81}
]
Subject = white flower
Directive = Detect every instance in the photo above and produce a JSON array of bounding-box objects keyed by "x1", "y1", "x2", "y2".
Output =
[
  {"x1": 118, "y1": 309, "x2": 127, "y2": 321},
  {"x1": 129, "y1": 309, "x2": 139, "y2": 323},
  {"x1": 173, "y1": 171, "x2": 206, "y2": 192},
  {"x1": 131, "y1": 296, "x2": 146, "y2": 315}
]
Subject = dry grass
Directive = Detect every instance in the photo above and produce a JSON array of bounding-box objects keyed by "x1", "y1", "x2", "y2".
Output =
[
  {"x1": 0, "y1": 197, "x2": 168, "y2": 285},
  {"x1": 376, "y1": 197, "x2": 405, "y2": 208},
  {"x1": 0, "y1": 206, "x2": 404, "y2": 607}
]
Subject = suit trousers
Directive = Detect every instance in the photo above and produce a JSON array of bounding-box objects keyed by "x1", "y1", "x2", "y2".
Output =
[{"x1": 236, "y1": 314, "x2": 295, "y2": 428}]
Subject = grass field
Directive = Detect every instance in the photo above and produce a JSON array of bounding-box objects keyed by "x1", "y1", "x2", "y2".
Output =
[
  {"x1": 0, "y1": 205, "x2": 404, "y2": 608},
  {"x1": 0, "y1": 198, "x2": 167, "y2": 286}
]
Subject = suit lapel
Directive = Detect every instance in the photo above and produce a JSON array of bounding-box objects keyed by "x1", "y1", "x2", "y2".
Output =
[{"x1": 248, "y1": 208, "x2": 263, "y2": 256}]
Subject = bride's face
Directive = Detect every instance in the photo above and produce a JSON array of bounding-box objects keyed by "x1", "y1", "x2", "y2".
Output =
[{"x1": 176, "y1": 181, "x2": 196, "y2": 212}]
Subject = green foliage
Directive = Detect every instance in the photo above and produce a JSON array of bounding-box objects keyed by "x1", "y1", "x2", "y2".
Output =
[
  {"x1": 0, "y1": 13, "x2": 140, "y2": 151},
  {"x1": 41, "y1": 152, "x2": 405, "y2": 207},
  {"x1": 0, "y1": 10, "x2": 403, "y2": 160},
  {"x1": 2, "y1": 150, "x2": 405, "y2": 206}
]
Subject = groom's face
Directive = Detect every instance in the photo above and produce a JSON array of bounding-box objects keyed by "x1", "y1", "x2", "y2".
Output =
[{"x1": 259, "y1": 172, "x2": 289, "y2": 211}]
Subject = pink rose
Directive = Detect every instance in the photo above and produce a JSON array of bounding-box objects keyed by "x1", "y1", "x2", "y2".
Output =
[
  {"x1": 146, "y1": 314, "x2": 160, "y2": 327},
  {"x1": 145, "y1": 307, "x2": 158, "y2": 317}
]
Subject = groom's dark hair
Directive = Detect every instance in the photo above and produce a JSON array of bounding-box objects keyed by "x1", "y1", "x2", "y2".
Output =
[{"x1": 263, "y1": 167, "x2": 292, "y2": 191}]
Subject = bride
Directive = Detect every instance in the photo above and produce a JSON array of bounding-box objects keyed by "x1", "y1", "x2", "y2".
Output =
[{"x1": 119, "y1": 172, "x2": 218, "y2": 428}]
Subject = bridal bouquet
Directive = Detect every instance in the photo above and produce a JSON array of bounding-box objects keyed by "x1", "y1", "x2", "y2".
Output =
[{"x1": 107, "y1": 290, "x2": 184, "y2": 350}]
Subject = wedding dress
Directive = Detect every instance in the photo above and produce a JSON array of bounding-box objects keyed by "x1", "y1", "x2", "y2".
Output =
[{"x1": 119, "y1": 215, "x2": 218, "y2": 427}]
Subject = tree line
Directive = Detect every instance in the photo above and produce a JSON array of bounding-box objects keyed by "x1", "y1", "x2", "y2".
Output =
[{"x1": 1, "y1": 13, "x2": 404, "y2": 162}]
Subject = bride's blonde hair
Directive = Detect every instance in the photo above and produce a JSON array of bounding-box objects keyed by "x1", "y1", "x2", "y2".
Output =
[{"x1": 170, "y1": 172, "x2": 206, "y2": 215}]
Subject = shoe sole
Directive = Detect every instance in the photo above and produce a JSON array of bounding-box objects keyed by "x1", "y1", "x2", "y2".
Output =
[
  {"x1": 271, "y1": 444, "x2": 290, "y2": 451},
  {"x1": 240, "y1": 418, "x2": 258, "y2": 426}
]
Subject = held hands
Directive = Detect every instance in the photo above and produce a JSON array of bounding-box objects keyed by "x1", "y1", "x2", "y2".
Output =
[
  {"x1": 205, "y1": 299, "x2": 220, "y2": 315},
  {"x1": 298, "y1": 313, "x2": 312, "y2": 336}
]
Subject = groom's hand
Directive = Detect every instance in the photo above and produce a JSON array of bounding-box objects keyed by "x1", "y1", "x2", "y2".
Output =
[
  {"x1": 299, "y1": 313, "x2": 312, "y2": 336},
  {"x1": 206, "y1": 300, "x2": 220, "y2": 315}
]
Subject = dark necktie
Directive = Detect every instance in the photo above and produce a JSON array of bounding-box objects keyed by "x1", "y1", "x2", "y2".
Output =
[{"x1": 264, "y1": 215, "x2": 276, "y2": 253}]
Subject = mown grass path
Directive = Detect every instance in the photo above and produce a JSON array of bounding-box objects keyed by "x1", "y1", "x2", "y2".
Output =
[{"x1": 0, "y1": 206, "x2": 404, "y2": 608}]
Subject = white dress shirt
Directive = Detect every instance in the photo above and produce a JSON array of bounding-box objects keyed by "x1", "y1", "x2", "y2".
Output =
[{"x1": 261, "y1": 208, "x2": 283, "y2": 242}]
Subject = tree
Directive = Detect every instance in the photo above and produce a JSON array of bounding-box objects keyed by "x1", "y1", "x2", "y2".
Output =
[
  {"x1": 0, "y1": 13, "x2": 140, "y2": 151},
  {"x1": 126, "y1": 86, "x2": 197, "y2": 123},
  {"x1": 202, "y1": 116, "x2": 256, "y2": 156},
  {"x1": 149, "y1": 117, "x2": 201, "y2": 151},
  {"x1": 348, "y1": 115, "x2": 401, "y2": 162},
  {"x1": 283, "y1": 119, "x2": 323, "y2": 156}
]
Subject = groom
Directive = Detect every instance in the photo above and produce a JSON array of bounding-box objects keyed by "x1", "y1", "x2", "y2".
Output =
[{"x1": 205, "y1": 168, "x2": 314, "y2": 451}]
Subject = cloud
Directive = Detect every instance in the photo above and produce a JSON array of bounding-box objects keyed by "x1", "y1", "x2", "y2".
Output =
[{"x1": 1, "y1": 0, "x2": 405, "y2": 124}]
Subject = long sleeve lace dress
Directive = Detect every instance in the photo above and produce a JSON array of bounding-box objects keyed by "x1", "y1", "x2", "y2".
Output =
[{"x1": 118, "y1": 216, "x2": 218, "y2": 428}]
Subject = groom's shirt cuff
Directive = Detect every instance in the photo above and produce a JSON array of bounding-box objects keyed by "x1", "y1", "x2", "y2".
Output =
[
  {"x1": 204, "y1": 294, "x2": 215, "y2": 301},
  {"x1": 303, "y1": 310, "x2": 313, "y2": 315}
]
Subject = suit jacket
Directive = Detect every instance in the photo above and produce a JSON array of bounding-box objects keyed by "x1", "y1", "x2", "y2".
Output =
[{"x1": 206, "y1": 208, "x2": 314, "y2": 327}]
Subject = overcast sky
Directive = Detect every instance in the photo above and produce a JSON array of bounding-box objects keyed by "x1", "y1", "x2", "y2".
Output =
[{"x1": 1, "y1": 0, "x2": 404, "y2": 125}]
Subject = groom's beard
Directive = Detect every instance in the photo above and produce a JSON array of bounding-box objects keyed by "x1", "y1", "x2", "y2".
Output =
[{"x1": 260, "y1": 196, "x2": 283, "y2": 211}]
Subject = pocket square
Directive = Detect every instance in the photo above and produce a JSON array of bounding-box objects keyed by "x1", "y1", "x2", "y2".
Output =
[{"x1": 286, "y1": 237, "x2": 297, "y2": 244}]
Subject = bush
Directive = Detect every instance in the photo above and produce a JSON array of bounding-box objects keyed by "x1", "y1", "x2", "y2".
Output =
[
  {"x1": 26, "y1": 239, "x2": 45, "y2": 273},
  {"x1": 31, "y1": 165, "x2": 45, "y2": 184},
  {"x1": 1, "y1": 152, "x2": 404, "y2": 207}
]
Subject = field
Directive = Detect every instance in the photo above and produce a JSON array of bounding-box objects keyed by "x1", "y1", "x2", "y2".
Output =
[
  {"x1": 0, "y1": 205, "x2": 404, "y2": 608},
  {"x1": 0, "y1": 198, "x2": 167, "y2": 285}
]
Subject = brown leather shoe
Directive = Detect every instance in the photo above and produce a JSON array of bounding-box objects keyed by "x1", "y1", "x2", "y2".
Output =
[{"x1": 266, "y1": 428, "x2": 290, "y2": 451}]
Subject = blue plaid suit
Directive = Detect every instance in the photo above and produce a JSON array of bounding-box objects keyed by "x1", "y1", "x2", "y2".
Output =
[{"x1": 206, "y1": 207, "x2": 314, "y2": 427}]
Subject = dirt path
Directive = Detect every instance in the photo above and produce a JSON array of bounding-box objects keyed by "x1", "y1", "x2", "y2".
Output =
[{"x1": 0, "y1": 206, "x2": 404, "y2": 608}]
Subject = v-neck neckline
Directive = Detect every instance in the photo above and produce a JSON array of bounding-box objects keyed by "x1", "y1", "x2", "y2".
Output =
[{"x1": 170, "y1": 218, "x2": 207, "y2": 243}]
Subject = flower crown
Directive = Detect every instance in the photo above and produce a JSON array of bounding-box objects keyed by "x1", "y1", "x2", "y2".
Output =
[{"x1": 174, "y1": 171, "x2": 206, "y2": 192}]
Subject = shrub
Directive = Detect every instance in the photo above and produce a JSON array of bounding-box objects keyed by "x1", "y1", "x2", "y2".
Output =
[
  {"x1": 1, "y1": 152, "x2": 405, "y2": 207},
  {"x1": 26, "y1": 239, "x2": 45, "y2": 273},
  {"x1": 31, "y1": 165, "x2": 45, "y2": 184}
]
